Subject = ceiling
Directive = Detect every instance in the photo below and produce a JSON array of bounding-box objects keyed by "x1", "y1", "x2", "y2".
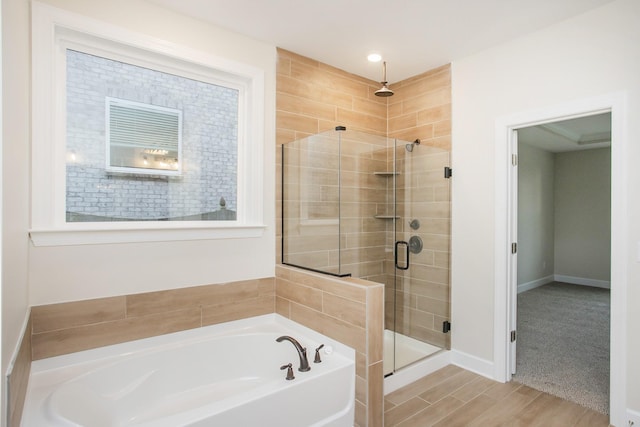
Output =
[
  {"x1": 146, "y1": 0, "x2": 615, "y2": 82},
  {"x1": 518, "y1": 113, "x2": 611, "y2": 153}
]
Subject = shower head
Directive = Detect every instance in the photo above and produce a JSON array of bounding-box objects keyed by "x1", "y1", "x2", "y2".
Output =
[
  {"x1": 405, "y1": 139, "x2": 421, "y2": 152},
  {"x1": 375, "y1": 84, "x2": 394, "y2": 97},
  {"x1": 374, "y1": 62, "x2": 394, "y2": 97}
]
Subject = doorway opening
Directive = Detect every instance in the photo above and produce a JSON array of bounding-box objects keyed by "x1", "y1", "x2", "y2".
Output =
[
  {"x1": 513, "y1": 113, "x2": 611, "y2": 413},
  {"x1": 494, "y1": 92, "x2": 628, "y2": 427}
]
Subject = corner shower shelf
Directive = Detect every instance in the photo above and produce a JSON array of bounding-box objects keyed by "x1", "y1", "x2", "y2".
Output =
[
  {"x1": 373, "y1": 171, "x2": 399, "y2": 176},
  {"x1": 374, "y1": 215, "x2": 400, "y2": 219}
]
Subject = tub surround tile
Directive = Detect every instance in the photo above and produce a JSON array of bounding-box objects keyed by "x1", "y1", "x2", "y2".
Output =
[
  {"x1": 126, "y1": 279, "x2": 268, "y2": 317},
  {"x1": 289, "y1": 302, "x2": 366, "y2": 354},
  {"x1": 367, "y1": 286, "x2": 384, "y2": 364},
  {"x1": 323, "y1": 292, "x2": 366, "y2": 328},
  {"x1": 367, "y1": 361, "x2": 384, "y2": 427},
  {"x1": 276, "y1": 278, "x2": 324, "y2": 312},
  {"x1": 276, "y1": 265, "x2": 383, "y2": 427},
  {"x1": 31, "y1": 296, "x2": 125, "y2": 333},
  {"x1": 355, "y1": 400, "x2": 367, "y2": 427},
  {"x1": 31, "y1": 278, "x2": 276, "y2": 360},
  {"x1": 32, "y1": 307, "x2": 202, "y2": 360},
  {"x1": 202, "y1": 295, "x2": 274, "y2": 326}
]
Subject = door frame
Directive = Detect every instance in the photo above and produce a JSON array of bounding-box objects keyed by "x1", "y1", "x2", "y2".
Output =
[{"x1": 493, "y1": 92, "x2": 627, "y2": 427}]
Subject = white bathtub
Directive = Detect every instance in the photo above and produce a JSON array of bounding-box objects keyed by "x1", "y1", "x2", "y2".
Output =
[{"x1": 22, "y1": 314, "x2": 355, "y2": 427}]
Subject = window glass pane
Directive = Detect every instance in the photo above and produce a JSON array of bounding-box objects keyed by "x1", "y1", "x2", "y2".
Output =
[{"x1": 65, "y1": 49, "x2": 238, "y2": 222}]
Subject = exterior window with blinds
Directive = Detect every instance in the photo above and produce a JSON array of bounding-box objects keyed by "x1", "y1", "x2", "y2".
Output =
[
  {"x1": 30, "y1": 5, "x2": 267, "y2": 245},
  {"x1": 106, "y1": 98, "x2": 182, "y2": 176},
  {"x1": 65, "y1": 49, "x2": 240, "y2": 223}
]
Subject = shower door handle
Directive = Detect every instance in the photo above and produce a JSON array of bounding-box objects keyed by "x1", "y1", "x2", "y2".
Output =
[{"x1": 395, "y1": 241, "x2": 409, "y2": 270}]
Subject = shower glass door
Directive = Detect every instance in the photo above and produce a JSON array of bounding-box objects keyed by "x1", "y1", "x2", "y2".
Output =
[{"x1": 389, "y1": 137, "x2": 451, "y2": 373}]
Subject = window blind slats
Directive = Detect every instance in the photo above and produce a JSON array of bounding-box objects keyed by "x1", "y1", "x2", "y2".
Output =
[{"x1": 109, "y1": 103, "x2": 180, "y2": 151}]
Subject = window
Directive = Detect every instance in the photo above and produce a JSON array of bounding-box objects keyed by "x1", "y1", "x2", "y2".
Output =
[
  {"x1": 106, "y1": 97, "x2": 183, "y2": 176},
  {"x1": 31, "y1": 3, "x2": 265, "y2": 245}
]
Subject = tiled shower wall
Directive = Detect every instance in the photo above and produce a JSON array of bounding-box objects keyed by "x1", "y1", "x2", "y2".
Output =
[
  {"x1": 281, "y1": 132, "x2": 390, "y2": 277},
  {"x1": 276, "y1": 48, "x2": 388, "y2": 272},
  {"x1": 277, "y1": 49, "x2": 452, "y2": 350}
]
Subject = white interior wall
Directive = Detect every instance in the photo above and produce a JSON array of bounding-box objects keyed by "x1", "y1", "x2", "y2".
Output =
[
  {"x1": 451, "y1": 0, "x2": 640, "y2": 414},
  {"x1": 554, "y1": 148, "x2": 611, "y2": 284},
  {"x1": 517, "y1": 142, "x2": 555, "y2": 289},
  {"x1": 1, "y1": 0, "x2": 31, "y2": 416},
  {"x1": 25, "y1": 0, "x2": 276, "y2": 305}
]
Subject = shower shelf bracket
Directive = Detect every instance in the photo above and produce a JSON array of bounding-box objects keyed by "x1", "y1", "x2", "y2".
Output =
[
  {"x1": 373, "y1": 171, "x2": 399, "y2": 176},
  {"x1": 374, "y1": 215, "x2": 400, "y2": 219}
]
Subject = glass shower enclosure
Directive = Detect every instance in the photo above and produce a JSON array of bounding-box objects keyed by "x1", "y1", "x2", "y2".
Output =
[{"x1": 281, "y1": 127, "x2": 451, "y2": 375}]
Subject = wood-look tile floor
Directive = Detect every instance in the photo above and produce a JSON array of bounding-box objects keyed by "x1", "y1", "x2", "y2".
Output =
[{"x1": 384, "y1": 365, "x2": 610, "y2": 427}]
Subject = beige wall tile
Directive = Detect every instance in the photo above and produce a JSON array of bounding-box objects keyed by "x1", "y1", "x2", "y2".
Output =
[
  {"x1": 355, "y1": 400, "x2": 366, "y2": 427},
  {"x1": 32, "y1": 296, "x2": 125, "y2": 333},
  {"x1": 323, "y1": 292, "x2": 366, "y2": 328},
  {"x1": 277, "y1": 92, "x2": 336, "y2": 121},
  {"x1": 389, "y1": 113, "x2": 417, "y2": 133},
  {"x1": 336, "y1": 108, "x2": 386, "y2": 134},
  {"x1": 277, "y1": 110, "x2": 319, "y2": 134},
  {"x1": 417, "y1": 104, "x2": 451, "y2": 124},
  {"x1": 276, "y1": 278, "x2": 324, "y2": 311},
  {"x1": 367, "y1": 361, "x2": 384, "y2": 427},
  {"x1": 32, "y1": 308, "x2": 201, "y2": 360},
  {"x1": 202, "y1": 296, "x2": 274, "y2": 326},
  {"x1": 356, "y1": 374, "x2": 367, "y2": 406},
  {"x1": 275, "y1": 296, "x2": 291, "y2": 318},
  {"x1": 290, "y1": 61, "x2": 370, "y2": 99},
  {"x1": 367, "y1": 286, "x2": 384, "y2": 364},
  {"x1": 400, "y1": 87, "x2": 451, "y2": 117},
  {"x1": 126, "y1": 281, "x2": 260, "y2": 317},
  {"x1": 356, "y1": 351, "x2": 367, "y2": 379},
  {"x1": 276, "y1": 55, "x2": 291, "y2": 76},
  {"x1": 389, "y1": 125, "x2": 435, "y2": 143},
  {"x1": 434, "y1": 119, "x2": 451, "y2": 137},
  {"x1": 290, "y1": 302, "x2": 366, "y2": 354}
]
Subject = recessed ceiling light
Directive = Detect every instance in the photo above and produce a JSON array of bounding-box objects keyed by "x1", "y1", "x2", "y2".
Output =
[{"x1": 367, "y1": 53, "x2": 382, "y2": 63}]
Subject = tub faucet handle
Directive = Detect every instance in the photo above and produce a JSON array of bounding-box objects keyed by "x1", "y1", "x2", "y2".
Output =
[
  {"x1": 314, "y1": 344, "x2": 324, "y2": 363},
  {"x1": 280, "y1": 363, "x2": 295, "y2": 380}
]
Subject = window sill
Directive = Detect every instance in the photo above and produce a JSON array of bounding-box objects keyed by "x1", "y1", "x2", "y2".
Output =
[{"x1": 29, "y1": 224, "x2": 267, "y2": 246}]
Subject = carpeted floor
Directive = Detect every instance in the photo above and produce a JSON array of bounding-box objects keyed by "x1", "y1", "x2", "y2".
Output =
[{"x1": 514, "y1": 282, "x2": 610, "y2": 414}]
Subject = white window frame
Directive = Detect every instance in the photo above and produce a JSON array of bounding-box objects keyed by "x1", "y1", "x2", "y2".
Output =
[{"x1": 30, "y1": 2, "x2": 266, "y2": 246}]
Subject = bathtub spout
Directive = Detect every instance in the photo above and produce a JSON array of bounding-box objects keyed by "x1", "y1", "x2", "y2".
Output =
[{"x1": 276, "y1": 336, "x2": 311, "y2": 372}]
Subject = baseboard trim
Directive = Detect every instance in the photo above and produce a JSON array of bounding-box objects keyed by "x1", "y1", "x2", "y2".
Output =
[
  {"x1": 450, "y1": 350, "x2": 495, "y2": 380},
  {"x1": 517, "y1": 275, "x2": 554, "y2": 294},
  {"x1": 554, "y1": 274, "x2": 610, "y2": 289}
]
